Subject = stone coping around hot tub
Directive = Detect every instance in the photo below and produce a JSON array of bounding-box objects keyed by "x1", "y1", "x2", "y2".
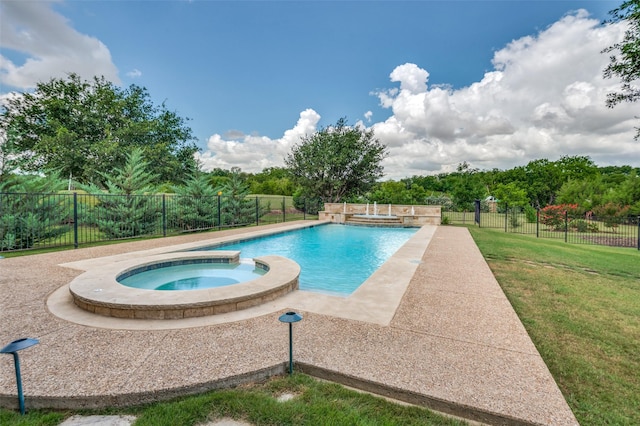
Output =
[{"x1": 68, "y1": 251, "x2": 300, "y2": 319}]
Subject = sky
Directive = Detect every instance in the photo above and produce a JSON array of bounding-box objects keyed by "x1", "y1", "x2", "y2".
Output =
[{"x1": 1, "y1": 0, "x2": 639, "y2": 180}]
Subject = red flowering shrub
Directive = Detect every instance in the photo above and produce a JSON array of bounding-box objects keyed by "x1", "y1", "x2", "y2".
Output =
[{"x1": 540, "y1": 204, "x2": 579, "y2": 231}]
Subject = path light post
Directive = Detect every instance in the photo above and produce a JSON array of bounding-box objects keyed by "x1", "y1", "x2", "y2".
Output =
[
  {"x1": 1, "y1": 338, "x2": 39, "y2": 414},
  {"x1": 278, "y1": 311, "x2": 303, "y2": 375}
]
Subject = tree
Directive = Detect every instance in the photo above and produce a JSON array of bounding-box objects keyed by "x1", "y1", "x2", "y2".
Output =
[
  {"x1": 172, "y1": 173, "x2": 221, "y2": 231},
  {"x1": 0, "y1": 173, "x2": 67, "y2": 250},
  {"x1": 0, "y1": 73, "x2": 199, "y2": 184},
  {"x1": 81, "y1": 149, "x2": 161, "y2": 239},
  {"x1": 220, "y1": 168, "x2": 255, "y2": 226},
  {"x1": 450, "y1": 162, "x2": 486, "y2": 210},
  {"x1": 370, "y1": 180, "x2": 427, "y2": 204},
  {"x1": 492, "y1": 182, "x2": 529, "y2": 208},
  {"x1": 285, "y1": 118, "x2": 387, "y2": 203},
  {"x1": 603, "y1": 0, "x2": 640, "y2": 138},
  {"x1": 247, "y1": 167, "x2": 295, "y2": 195}
]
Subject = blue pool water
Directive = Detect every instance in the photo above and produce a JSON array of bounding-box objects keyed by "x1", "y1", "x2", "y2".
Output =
[
  {"x1": 119, "y1": 260, "x2": 265, "y2": 291},
  {"x1": 202, "y1": 224, "x2": 417, "y2": 296}
]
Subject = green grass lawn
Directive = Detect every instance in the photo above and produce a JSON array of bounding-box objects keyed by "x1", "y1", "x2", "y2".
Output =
[
  {"x1": 467, "y1": 226, "x2": 640, "y2": 425},
  {"x1": 0, "y1": 375, "x2": 466, "y2": 426}
]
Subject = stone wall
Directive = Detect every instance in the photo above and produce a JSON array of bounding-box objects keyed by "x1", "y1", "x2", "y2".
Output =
[{"x1": 319, "y1": 203, "x2": 441, "y2": 226}]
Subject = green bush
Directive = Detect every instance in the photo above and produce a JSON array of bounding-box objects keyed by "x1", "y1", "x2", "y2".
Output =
[
  {"x1": 0, "y1": 175, "x2": 68, "y2": 250},
  {"x1": 524, "y1": 205, "x2": 538, "y2": 223},
  {"x1": 570, "y1": 219, "x2": 589, "y2": 232},
  {"x1": 509, "y1": 213, "x2": 521, "y2": 229}
]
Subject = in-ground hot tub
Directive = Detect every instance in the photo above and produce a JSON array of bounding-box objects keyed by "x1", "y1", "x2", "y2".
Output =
[{"x1": 68, "y1": 251, "x2": 300, "y2": 319}]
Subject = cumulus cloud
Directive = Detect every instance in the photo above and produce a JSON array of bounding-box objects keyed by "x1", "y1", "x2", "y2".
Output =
[
  {"x1": 0, "y1": 1, "x2": 119, "y2": 90},
  {"x1": 364, "y1": 111, "x2": 373, "y2": 122},
  {"x1": 196, "y1": 109, "x2": 321, "y2": 173},
  {"x1": 371, "y1": 10, "x2": 639, "y2": 178},
  {"x1": 200, "y1": 10, "x2": 638, "y2": 179}
]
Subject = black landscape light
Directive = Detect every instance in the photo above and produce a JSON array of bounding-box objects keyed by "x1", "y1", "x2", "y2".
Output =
[
  {"x1": 278, "y1": 311, "x2": 303, "y2": 375},
  {"x1": 1, "y1": 338, "x2": 39, "y2": 414}
]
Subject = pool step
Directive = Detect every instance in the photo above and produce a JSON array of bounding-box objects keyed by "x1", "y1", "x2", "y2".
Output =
[{"x1": 346, "y1": 216, "x2": 405, "y2": 227}]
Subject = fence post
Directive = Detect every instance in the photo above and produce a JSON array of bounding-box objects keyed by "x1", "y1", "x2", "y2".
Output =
[
  {"x1": 162, "y1": 194, "x2": 167, "y2": 237},
  {"x1": 564, "y1": 210, "x2": 568, "y2": 243},
  {"x1": 282, "y1": 197, "x2": 286, "y2": 223},
  {"x1": 255, "y1": 197, "x2": 259, "y2": 226},
  {"x1": 504, "y1": 203, "x2": 508, "y2": 232},
  {"x1": 217, "y1": 193, "x2": 222, "y2": 230},
  {"x1": 73, "y1": 192, "x2": 78, "y2": 249},
  {"x1": 536, "y1": 209, "x2": 539, "y2": 238},
  {"x1": 474, "y1": 199, "x2": 480, "y2": 226},
  {"x1": 637, "y1": 216, "x2": 639, "y2": 251}
]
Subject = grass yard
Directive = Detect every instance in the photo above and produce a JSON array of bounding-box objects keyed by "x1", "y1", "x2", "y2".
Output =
[
  {"x1": 0, "y1": 374, "x2": 466, "y2": 426},
  {"x1": 468, "y1": 226, "x2": 640, "y2": 425}
]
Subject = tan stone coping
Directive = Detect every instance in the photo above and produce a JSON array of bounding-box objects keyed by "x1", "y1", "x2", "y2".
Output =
[{"x1": 68, "y1": 251, "x2": 300, "y2": 319}]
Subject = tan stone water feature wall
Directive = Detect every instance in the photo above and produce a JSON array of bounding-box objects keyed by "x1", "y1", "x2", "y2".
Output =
[{"x1": 320, "y1": 203, "x2": 441, "y2": 226}]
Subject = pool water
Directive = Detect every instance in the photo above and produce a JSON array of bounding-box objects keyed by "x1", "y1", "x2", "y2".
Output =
[
  {"x1": 118, "y1": 260, "x2": 266, "y2": 291},
  {"x1": 203, "y1": 224, "x2": 417, "y2": 296}
]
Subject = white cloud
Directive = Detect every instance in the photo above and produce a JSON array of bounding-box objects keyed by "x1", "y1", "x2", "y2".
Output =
[
  {"x1": 0, "y1": 1, "x2": 119, "y2": 90},
  {"x1": 199, "y1": 11, "x2": 638, "y2": 180},
  {"x1": 364, "y1": 111, "x2": 373, "y2": 122},
  {"x1": 126, "y1": 68, "x2": 142, "y2": 78},
  {"x1": 368, "y1": 10, "x2": 639, "y2": 178},
  {"x1": 196, "y1": 109, "x2": 320, "y2": 173}
]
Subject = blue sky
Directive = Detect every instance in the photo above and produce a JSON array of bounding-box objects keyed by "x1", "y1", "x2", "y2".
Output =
[{"x1": 1, "y1": 1, "x2": 638, "y2": 179}]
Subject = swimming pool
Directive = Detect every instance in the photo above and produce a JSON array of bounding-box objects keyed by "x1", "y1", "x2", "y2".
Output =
[
  {"x1": 118, "y1": 259, "x2": 266, "y2": 291},
  {"x1": 201, "y1": 224, "x2": 418, "y2": 295}
]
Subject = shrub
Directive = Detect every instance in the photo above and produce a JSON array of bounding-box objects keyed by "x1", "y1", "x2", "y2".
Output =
[
  {"x1": 524, "y1": 205, "x2": 538, "y2": 223},
  {"x1": 509, "y1": 213, "x2": 521, "y2": 229},
  {"x1": 592, "y1": 203, "x2": 631, "y2": 231},
  {"x1": 570, "y1": 219, "x2": 589, "y2": 233},
  {"x1": 0, "y1": 175, "x2": 68, "y2": 250},
  {"x1": 540, "y1": 204, "x2": 579, "y2": 231}
]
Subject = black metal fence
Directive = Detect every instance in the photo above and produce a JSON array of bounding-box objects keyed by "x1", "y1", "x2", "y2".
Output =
[
  {"x1": 0, "y1": 192, "x2": 322, "y2": 252},
  {"x1": 442, "y1": 202, "x2": 640, "y2": 250}
]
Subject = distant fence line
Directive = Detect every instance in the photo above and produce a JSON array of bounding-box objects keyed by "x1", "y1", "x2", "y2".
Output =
[
  {"x1": 442, "y1": 201, "x2": 640, "y2": 250},
  {"x1": 0, "y1": 192, "x2": 322, "y2": 253}
]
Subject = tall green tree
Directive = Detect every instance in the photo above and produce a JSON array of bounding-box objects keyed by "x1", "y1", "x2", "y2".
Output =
[
  {"x1": 450, "y1": 162, "x2": 486, "y2": 210},
  {"x1": 285, "y1": 118, "x2": 387, "y2": 203},
  {"x1": 220, "y1": 167, "x2": 255, "y2": 226},
  {"x1": 82, "y1": 149, "x2": 161, "y2": 239},
  {"x1": 0, "y1": 73, "x2": 199, "y2": 184},
  {"x1": 172, "y1": 173, "x2": 221, "y2": 231},
  {"x1": 603, "y1": 0, "x2": 640, "y2": 138}
]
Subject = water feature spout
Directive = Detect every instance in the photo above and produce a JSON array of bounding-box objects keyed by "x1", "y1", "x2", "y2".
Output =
[
  {"x1": 366, "y1": 203, "x2": 370, "y2": 216},
  {"x1": 374, "y1": 202, "x2": 378, "y2": 216},
  {"x1": 388, "y1": 204, "x2": 391, "y2": 216},
  {"x1": 343, "y1": 202, "x2": 346, "y2": 214},
  {"x1": 411, "y1": 206, "x2": 415, "y2": 216}
]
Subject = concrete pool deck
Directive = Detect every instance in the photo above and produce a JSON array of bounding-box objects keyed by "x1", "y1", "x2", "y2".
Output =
[{"x1": 0, "y1": 222, "x2": 578, "y2": 425}]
